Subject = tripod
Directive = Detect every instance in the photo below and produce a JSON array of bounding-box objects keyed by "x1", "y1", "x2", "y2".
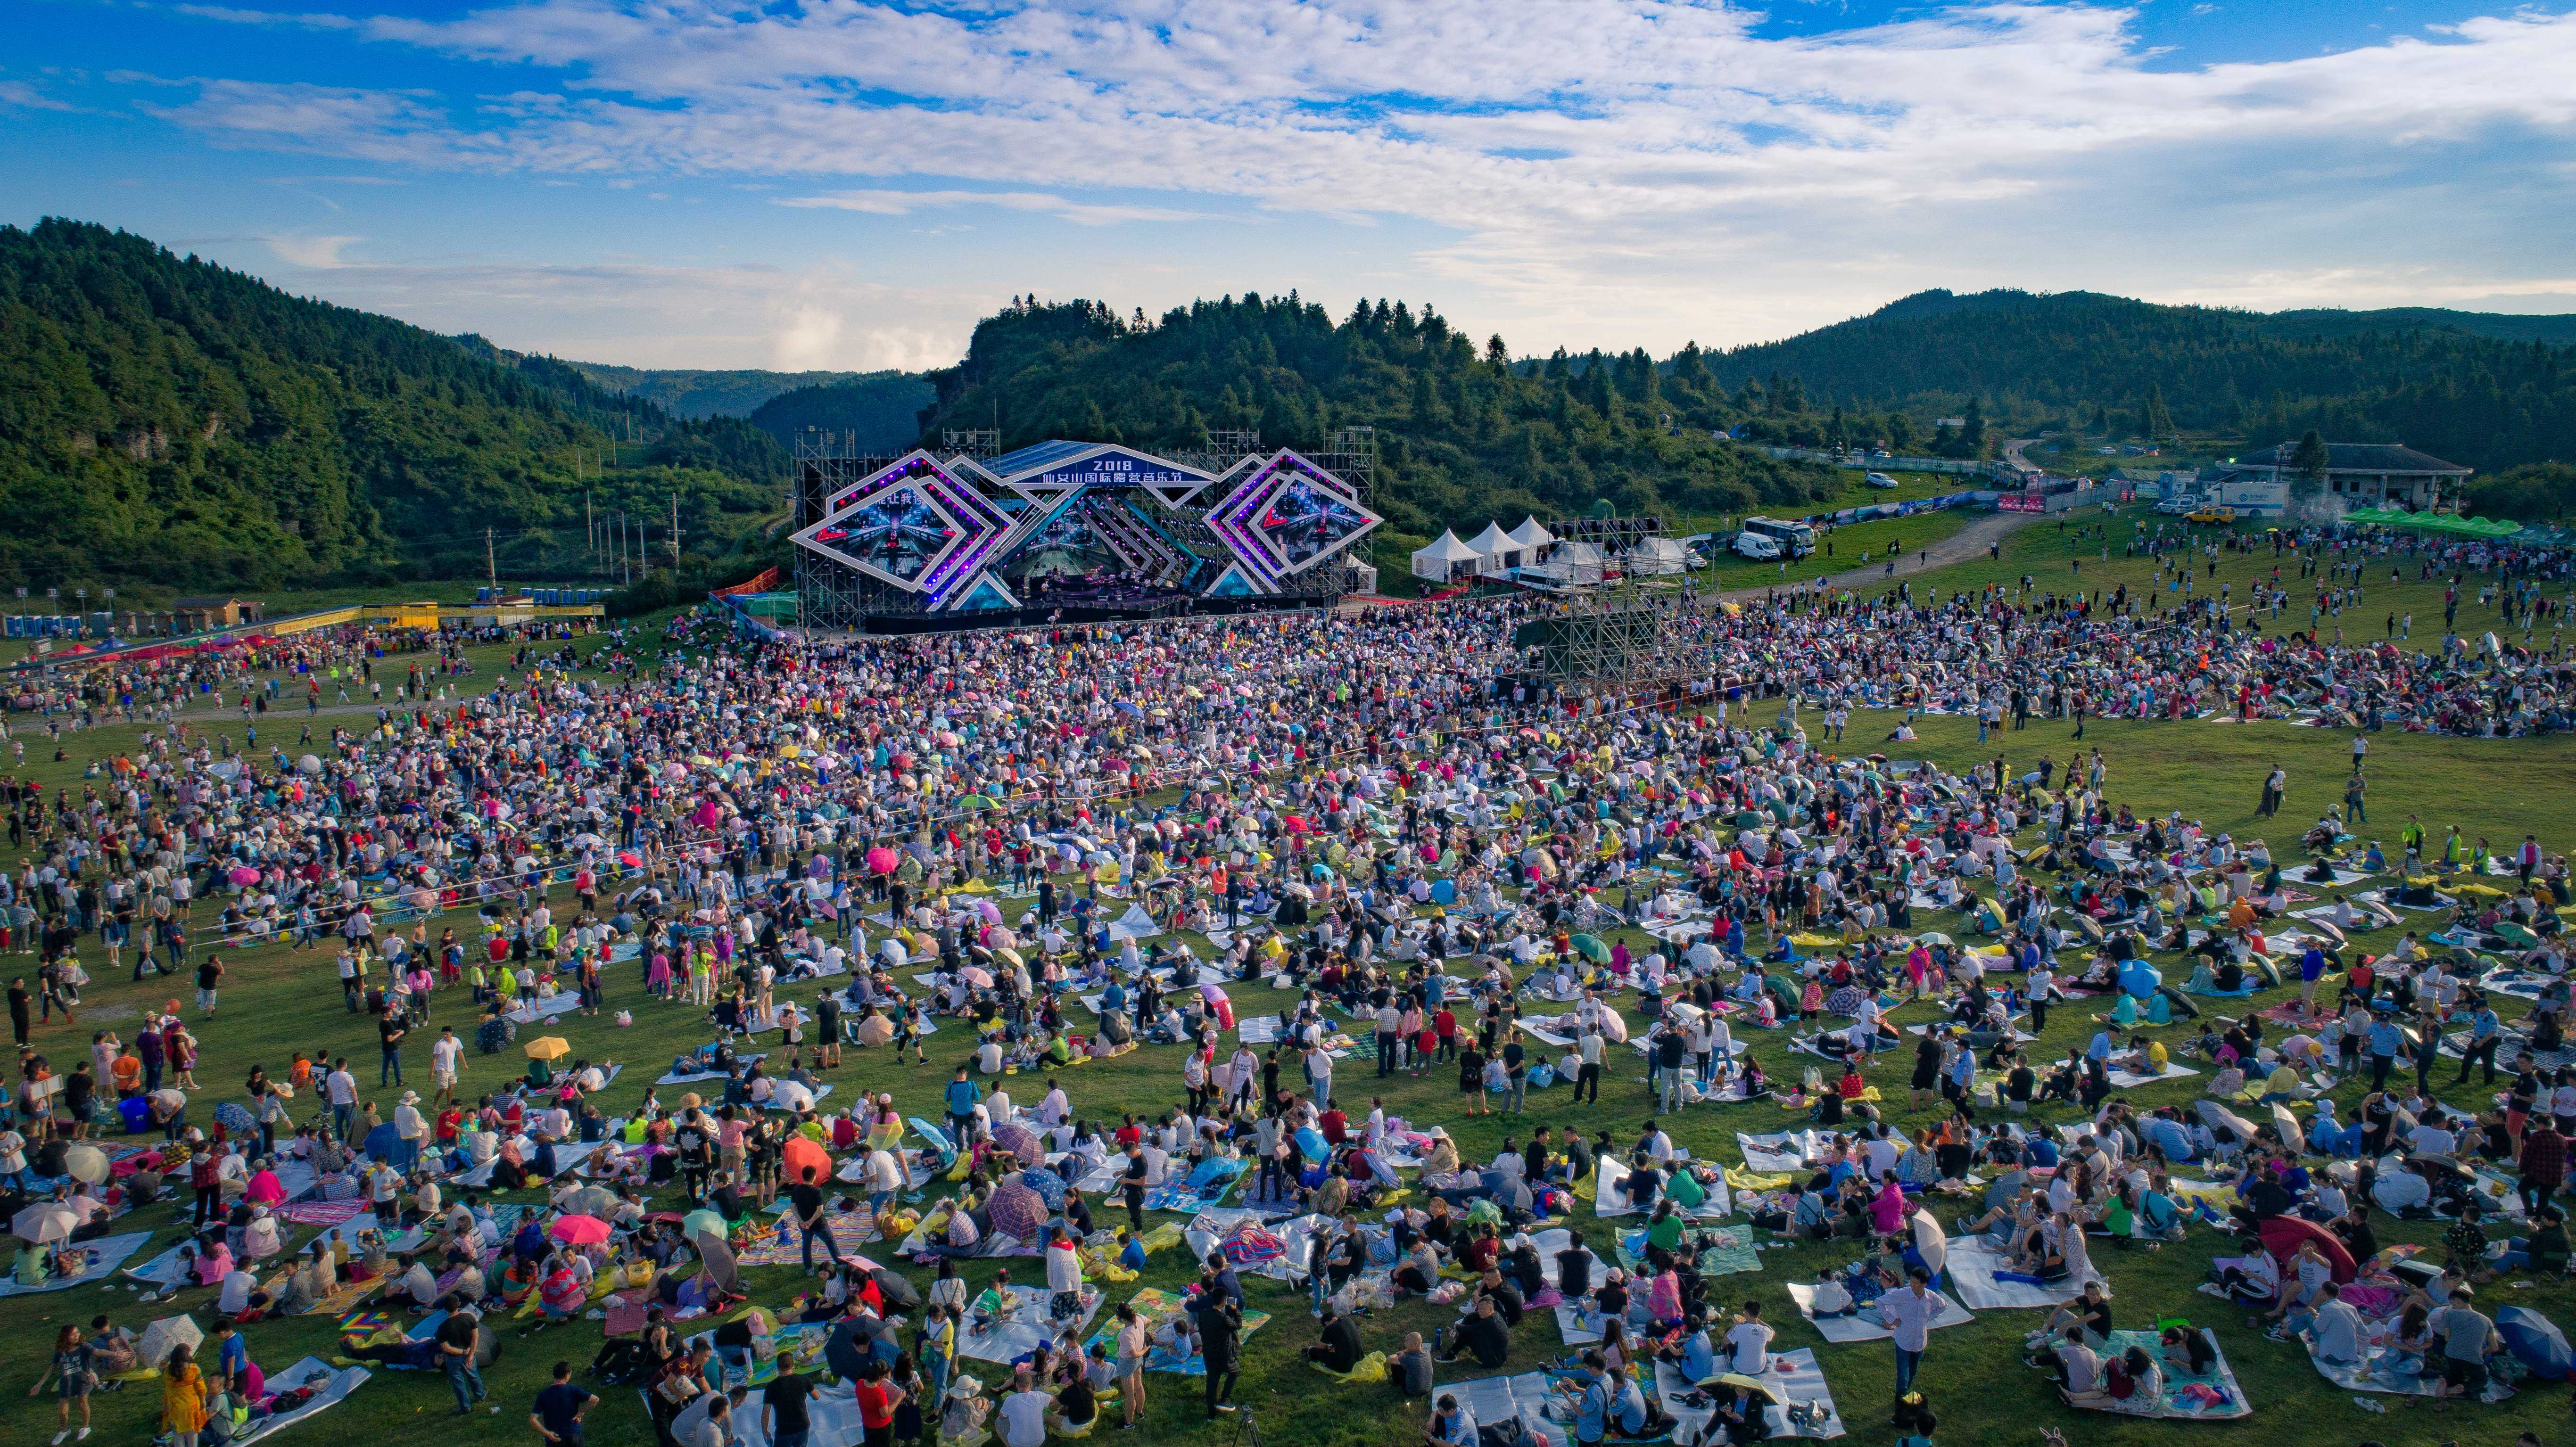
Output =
[{"x1": 1230, "y1": 1407, "x2": 1265, "y2": 1447}]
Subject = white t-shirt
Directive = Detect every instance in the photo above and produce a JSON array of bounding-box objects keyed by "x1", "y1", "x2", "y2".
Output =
[
  {"x1": 999, "y1": 1389, "x2": 1053, "y2": 1447},
  {"x1": 1725, "y1": 1320, "x2": 1773, "y2": 1374}
]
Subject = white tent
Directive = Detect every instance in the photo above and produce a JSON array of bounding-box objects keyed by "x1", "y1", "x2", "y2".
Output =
[
  {"x1": 1410, "y1": 529, "x2": 1484, "y2": 583},
  {"x1": 1524, "y1": 539, "x2": 1605, "y2": 587},
  {"x1": 1626, "y1": 536, "x2": 1688, "y2": 576},
  {"x1": 1507, "y1": 516, "x2": 1557, "y2": 551},
  {"x1": 1464, "y1": 521, "x2": 1516, "y2": 575}
]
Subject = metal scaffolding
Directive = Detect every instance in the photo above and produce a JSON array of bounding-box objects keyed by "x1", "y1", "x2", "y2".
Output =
[
  {"x1": 792, "y1": 429, "x2": 904, "y2": 633},
  {"x1": 1511, "y1": 511, "x2": 1693, "y2": 697}
]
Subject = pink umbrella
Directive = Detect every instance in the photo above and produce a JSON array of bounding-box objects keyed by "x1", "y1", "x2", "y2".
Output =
[
  {"x1": 227, "y1": 866, "x2": 260, "y2": 886},
  {"x1": 549, "y1": 1213, "x2": 611, "y2": 1245},
  {"x1": 866, "y1": 847, "x2": 899, "y2": 875}
]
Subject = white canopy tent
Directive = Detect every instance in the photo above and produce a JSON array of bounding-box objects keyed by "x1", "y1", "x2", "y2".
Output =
[
  {"x1": 1507, "y1": 516, "x2": 1557, "y2": 552},
  {"x1": 1410, "y1": 529, "x2": 1485, "y2": 584},
  {"x1": 1464, "y1": 521, "x2": 1517, "y2": 575},
  {"x1": 1524, "y1": 539, "x2": 1606, "y2": 587},
  {"x1": 1626, "y1": 536, "x2": 1688, "y2": 576}
]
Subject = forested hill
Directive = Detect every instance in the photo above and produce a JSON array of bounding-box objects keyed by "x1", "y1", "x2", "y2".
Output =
[
  {"x1": 561, "y1": 362, "x2": 864, "y2": 419},
  {"x1": 747, "y1": 372, "x2": 938, "y2": 452},
  {"x1": 0, "y1": 219, "x2": 784, "y2": 592},
  {"x1": 1704, "y1": 288, "x2": 2576, "y2": 472},
  {"x1": 918, "y1": 296, "x2": 1847, "y2": 544}
]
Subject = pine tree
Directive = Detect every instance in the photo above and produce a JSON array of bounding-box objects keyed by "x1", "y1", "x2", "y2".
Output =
[{"x1": 2143, "y1": 381, "x2": 2174, "y2": 440}]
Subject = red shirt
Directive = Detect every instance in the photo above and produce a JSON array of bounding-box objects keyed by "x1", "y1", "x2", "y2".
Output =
[{"x1": 853, "y1": 1380, "x2": 894, "y2": 1429}]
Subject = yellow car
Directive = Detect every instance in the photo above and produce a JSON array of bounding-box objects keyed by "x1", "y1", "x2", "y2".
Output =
[{"x1": 2185, "y1": 505, "x2": 2236, "y2": 525}]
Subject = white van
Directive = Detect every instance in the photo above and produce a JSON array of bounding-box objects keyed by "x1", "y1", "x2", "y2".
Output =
[
  {"x1": 1731, "y1": 531, "x2": 1784, "y2": 560},
  {"x1": 1864, "y1": 472, "x2": 1900, "y2": 489}
]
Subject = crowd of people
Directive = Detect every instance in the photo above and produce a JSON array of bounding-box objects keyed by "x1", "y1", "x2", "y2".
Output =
[{"x1": 1, "y1": 517, "x2": 2573, "y2": 1444}]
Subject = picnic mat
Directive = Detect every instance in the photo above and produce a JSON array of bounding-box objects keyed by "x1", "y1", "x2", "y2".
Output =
[
  {"x1": 1617, "y1": 1223, "x2": 1762, "y2": 1278},
  {"x1": 1657, "y1": 1349, "x2": 1845, "y2": 1440},
  {"x1": 2106, "y1": 1062, "x2": 2201, "y2": 1089},
  {"x1": 0, "y1": 1231, "x2": 152, "y2": 1297},
  {"x1": 2067, "y1": 1328, "x2": 2252, "y2": 1419},
  {"x1": 1943, "y1": 1239, "x2": 2108, "y2": 1311},
  {"x1": 737, "y1": 1208, "x2": 880, "y2": 1266},
  {"x1": 1738, "y1": 1130, "x2": 1830, "y2": 1175},
  {"x1": 958, "y1": 1285, "x2": 1106, "y2": 1363},
  {"x1": 235, "y1": 1357, "x2": 372, "y2": 1446},
  {"x1": 1084, "y1": 1286, "x2": 1271, "y2": 1374},
  {"x1": 1595, "y1": 1156, "x2": 1730, "y2": 1219},
  {"x1": 1783, "y1": 1282, "x2": 1973, "y2": 1344}
]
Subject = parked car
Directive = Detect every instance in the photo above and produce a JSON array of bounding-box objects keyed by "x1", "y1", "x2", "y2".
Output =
[
  {"x1": 2185, "y1": 505, "x2": 2237, "y2": 525},
  {"x1": 1731, "y1": 531, "x2": 1784, "y2": 560},
  {"x1": 1864, "y1": 472, "x2": 1900, "y2": 489}
]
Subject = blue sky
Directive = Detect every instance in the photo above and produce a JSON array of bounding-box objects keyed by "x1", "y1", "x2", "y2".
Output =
[{"x1": 6, "y1": 0, "x2": 2572, "y2": 371}]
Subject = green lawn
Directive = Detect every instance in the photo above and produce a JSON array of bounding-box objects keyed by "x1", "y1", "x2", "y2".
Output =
[{"x1": 6, "y1": 565, "x2": 2575, "y2": 1447}]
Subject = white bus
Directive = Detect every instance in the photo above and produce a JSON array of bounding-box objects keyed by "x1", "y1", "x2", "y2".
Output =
[{"x1": 1737, "y1": 515, "x2": 1817, "y2": 558}]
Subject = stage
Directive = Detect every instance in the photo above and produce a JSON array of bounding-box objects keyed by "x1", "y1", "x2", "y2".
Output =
[{"x1": 789, "y1": 434, "x2": 1380, "y2": 634}]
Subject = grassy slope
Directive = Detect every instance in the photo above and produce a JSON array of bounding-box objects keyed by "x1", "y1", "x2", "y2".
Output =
[{"x1": 5, "y1": 560, "x2": 2574, "y2": 1447}]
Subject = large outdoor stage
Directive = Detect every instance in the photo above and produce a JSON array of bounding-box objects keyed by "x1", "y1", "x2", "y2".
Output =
[{"x1": 790, "y1": 434, "x2": 1382, "y2": 634}]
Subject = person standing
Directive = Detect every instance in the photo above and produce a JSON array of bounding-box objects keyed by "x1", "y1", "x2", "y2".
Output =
[
  {"x1": 2258, "y1": 764, "x2": 2286, "y2": 818},
  {"x1": 1194, "y1": 1290, "x2": 1242, "y2": 1419},
  {"x1": 378, "y1": 1012, "x2": 406, "y2": 1087},
  {"x1": 1876, "y1": 1266, "x2": 1937, "y2": 1401},
  {"x1": 439, "y1": 1302, "x2": 486, "y2": 1415},
  {"x1": 529, "y1": 1360, "x2": 597, "y2": 1447}
]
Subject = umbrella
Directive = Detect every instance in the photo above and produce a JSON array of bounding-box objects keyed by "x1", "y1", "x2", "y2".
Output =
[
  {"x1": 1569, "y1": 933, "x2": 1611, "y2": 963},
  {"x1": 617, "y1": 850, "x2": 642, "y2": 868},
  {"x1": 990, "y1": 1122, "x2": 1043, "y2": 1162},
  {"x1": 988, "y1": 1178, "x2": 1047, "y2": 1241},
  {"x1": 524, "y1": 1037, "x2": 572, "y2": 1062},
  {"x1": 227, "y1": 866, "x2": 260, "y2": 886},
  {"x1": 558, "y1": 1186, "x2": 617, "y2": 1219},
  {"x1": 992, "y1": 947, "x2": 1024, "y2": 969},
  {"x1": 550, "y1": 1214, "x2": 611, "y2": 1246},
  {"x1": 136, "y1": 1315, "x2": 204, "y2": 1369},
  {"x1": 1915, "y1": 931, "x2": 1955, "y2": 947},
  {"x1": 782, "y1": 1136, "x2": 833, "y2": 1185},
  {"x1": 682, "y1": 1208, "x2": 728, "y2": 1242},
  {"x1": 1017, "y1": 1166, "x2": 1067, "y2": 1211},
  {"x1": 959, "y1": 965, "x2": 993, "y2": 988},
  {"x1": 867, "y1": 847, "x2": 900, "y2": 875},
  {"x1": 61, "y1": 1143, "x2": 108, "y2": 1185},
  {"x1": 11, "y1": 1203, "x2": 76, "y2": 1243}
]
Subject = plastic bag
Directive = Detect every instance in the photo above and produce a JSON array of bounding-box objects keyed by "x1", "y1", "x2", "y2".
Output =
[{"x1": 1347, "y1": 1351, "x2": 1389, "y2": 1383}]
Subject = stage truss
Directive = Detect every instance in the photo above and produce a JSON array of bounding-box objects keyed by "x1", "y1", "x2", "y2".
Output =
[
  {"x1": 791, "y1": 431, "x2": 1381, "y2": 633},
  {"x1": 1512, "y1": 512, "x2": 1694, "y2": 698}
]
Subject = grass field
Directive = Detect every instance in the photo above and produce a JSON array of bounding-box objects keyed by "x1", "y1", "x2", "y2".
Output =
[{"x1": 4, "y1": 551, "x2": 2573, "y2": 1447}]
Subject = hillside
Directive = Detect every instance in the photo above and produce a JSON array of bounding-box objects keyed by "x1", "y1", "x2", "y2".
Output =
[
  {"x1": 1704, "y1": 288, "x2": 2576, "y2": 471},
  {"x1": 746, "y1": 371, "x2": 938, "y2": 452},
  {"x1": 0, "y1": 220, "x2": 784, "y2": 591},
  {"x1": 918, "y1": 296, "x2": 1849, "y2": 554},
  {"x1": 563, "y1": 362, "x2": 864, "y2": 419}
]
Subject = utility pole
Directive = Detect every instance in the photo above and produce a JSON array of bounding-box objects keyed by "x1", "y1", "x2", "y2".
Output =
[
  {"x1": 586, "y1": 492, "x2": 595, "y2": 570},
  {"x1": 670, "y1": 492, "x2": 680, "y2": 568},
  {"x1": 486, "y1": 527, "x2": 497, "y2": 591}
]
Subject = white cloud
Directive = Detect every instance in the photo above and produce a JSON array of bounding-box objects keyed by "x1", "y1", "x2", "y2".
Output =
[
  {"x1": 264, "y1": 233, "x2": 364, "y2": 267},
  {"x1": 0, "y1": 78, "x2": 79, "y2": 111},
  {"x1": 779, "y1": 189, "x2": 1220, "y2": 226},
  {"x1": 124, "y1": 1, "x2": 2576, "y2": 357},
  {"x1": 224, "y1": 251, "x2": 991, "y2": 370}
]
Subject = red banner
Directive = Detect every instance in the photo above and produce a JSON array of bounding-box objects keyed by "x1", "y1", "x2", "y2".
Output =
[{"x1": 713, "y1": 567, "x2": 779, "y2": 598}]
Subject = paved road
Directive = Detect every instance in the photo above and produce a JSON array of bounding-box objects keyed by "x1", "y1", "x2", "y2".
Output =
[{"x1": 1714, "y1": 508, "x2": 2036, "y2": 603}]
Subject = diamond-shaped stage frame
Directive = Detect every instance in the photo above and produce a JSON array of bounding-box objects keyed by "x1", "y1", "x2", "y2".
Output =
[
  {"x1": 792, "y1": 436, "x2": 1375, "y2": 630},
  {"x1": 789, "y1": 450, "x2": 1013, "y2": 597}
]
